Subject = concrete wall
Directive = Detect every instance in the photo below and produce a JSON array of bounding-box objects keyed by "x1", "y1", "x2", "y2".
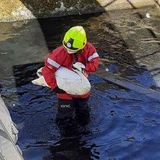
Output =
[{"x1": 0, "y1": 0, "x2": 159, "y2": 22}]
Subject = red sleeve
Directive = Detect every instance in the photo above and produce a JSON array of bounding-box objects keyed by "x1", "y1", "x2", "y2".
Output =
[
  {"x1": 85, "y1": 56, "x2": 100, "y2": 74},
  {"x1": 85, "y1": 43, "x2": 100, "y2": 74},
  {"x1": 42, "y1": 48, "x2": 64, "y2": 89},
  {"x1": 42, "y1": 65, "x2": 57, "y2": 89}
]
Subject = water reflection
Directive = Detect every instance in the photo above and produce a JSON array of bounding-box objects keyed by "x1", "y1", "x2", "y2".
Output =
[{"x1": 44, "y1": 139, "x2": 94, "y2": 160}]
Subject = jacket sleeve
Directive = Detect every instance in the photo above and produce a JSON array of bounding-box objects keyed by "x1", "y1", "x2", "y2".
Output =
[
  {"x1": 42, "y1": 65, "x2": 57, "y2": 89},
  {"x1": 85, "y1": 45, "x2": 100, "y2": 74},
  {"x1": 85, "y1": 56, "x2": 100, "y2": 73},
  {"x1": 42, "y1": 52, "x2": 61, "y2": 90}
]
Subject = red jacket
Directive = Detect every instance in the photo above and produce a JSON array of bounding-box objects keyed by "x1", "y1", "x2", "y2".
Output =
[{"x1": 42, "y1": 42, "x2": 100, "y2": 99}]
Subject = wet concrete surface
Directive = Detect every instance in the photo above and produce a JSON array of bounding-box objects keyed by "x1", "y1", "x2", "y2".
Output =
[
  {"x1": 107, "y1": 7, "x2": 160, "y2": 87},
  {"x1": 0, "y1": 7, "x2": 160, "y2": 160}
]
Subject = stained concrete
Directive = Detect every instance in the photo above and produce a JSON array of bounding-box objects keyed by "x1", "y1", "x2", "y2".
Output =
[
  {"x1": 107, "y1": 7, "x2": 160, "y2": 86},
  {"x1": 0, "y1": 0, "x2": 159, "y2": 22},
  {"x1": 0, "y1": 0, "x2": 103, "y2": 22}
]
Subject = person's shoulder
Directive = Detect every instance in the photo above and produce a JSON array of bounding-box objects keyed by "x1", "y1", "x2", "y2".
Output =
[
  {"x1": 50, "y1": 46, "x2": 64, "y2": 54},
  {"x1": 84, "y1": 42, "x2": 96, "y2": 52},
  {"x1": 49, "y1": 46, "x2": 66, "y2": 57}
]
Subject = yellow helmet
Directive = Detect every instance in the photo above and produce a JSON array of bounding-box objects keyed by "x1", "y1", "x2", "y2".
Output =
[{"x1": 63, "y1": 26, "x2": 87, "y2": 54}]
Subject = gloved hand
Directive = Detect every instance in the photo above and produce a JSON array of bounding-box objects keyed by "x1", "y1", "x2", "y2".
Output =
[
  {"x1": 53, "y1": 87, "x2": 65, "y2": 93},
  {"x1": 72, "y1": 62, "x2": 85, "y2": 72}
]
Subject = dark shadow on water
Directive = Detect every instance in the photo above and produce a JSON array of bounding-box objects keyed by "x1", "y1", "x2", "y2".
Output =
[
  {"x1": 13, "y1": 62, "x2": 44, "y2": 87},
  {"x1": 43, "y1": 139, "x2": 93, "y2": 160}
]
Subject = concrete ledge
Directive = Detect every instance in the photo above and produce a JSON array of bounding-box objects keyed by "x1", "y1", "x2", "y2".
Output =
[
  {"x1": 0, "y1": 0, "x2": 103, "y2": 22},
  {"x1": 0, "y1": 0, "x2": 159, "y2": 22}
]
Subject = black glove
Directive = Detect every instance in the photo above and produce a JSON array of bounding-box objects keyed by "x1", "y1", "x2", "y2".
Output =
[{"x1": 53, "y1": 87, "x2": 65, "y2": 93}]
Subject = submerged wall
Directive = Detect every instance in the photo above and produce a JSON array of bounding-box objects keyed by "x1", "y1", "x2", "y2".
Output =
[{"x1": 0, "y1": 0, "x2": 159, "y2": 22}]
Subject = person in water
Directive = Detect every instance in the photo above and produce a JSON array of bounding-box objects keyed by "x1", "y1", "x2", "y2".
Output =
[{"x1": 42, "y1": 26, "x2": 100, "y2": 135}]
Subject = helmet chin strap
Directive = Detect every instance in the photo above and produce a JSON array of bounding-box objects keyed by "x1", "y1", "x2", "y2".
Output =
[
  {"x1": 67, "y1": 50, "x2": 77, "y2": 54},
  {"x1": 63, "y1": 45, "x2": 78, "y2": 54}
]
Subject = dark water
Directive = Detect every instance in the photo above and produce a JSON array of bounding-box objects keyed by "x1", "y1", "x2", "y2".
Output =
[{"x1": 0, "y1": 11, "x2": 160, "y2": 160}]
